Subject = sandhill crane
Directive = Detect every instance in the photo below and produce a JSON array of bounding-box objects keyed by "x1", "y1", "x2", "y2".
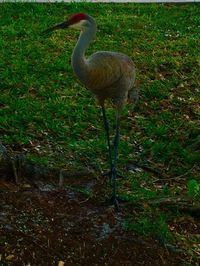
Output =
[{"x1": 44, "y1": 13, "x2": 137, "y2": 210}]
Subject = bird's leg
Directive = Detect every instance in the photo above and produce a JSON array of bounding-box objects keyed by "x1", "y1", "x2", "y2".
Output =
[
  {"x1": 101, "y1": 105, "x2": 124, "y2": 180},
  {"x1": 110, "y1": 108, "x2": 121, "y2": 210},
  {"x1": 101, "y1": 105, "x2": 113, "y2": 180}
]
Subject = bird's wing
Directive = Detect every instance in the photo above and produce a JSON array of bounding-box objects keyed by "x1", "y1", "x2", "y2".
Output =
[{"x1": 86, "y1": 52, "x2": 124, "y2": 91}]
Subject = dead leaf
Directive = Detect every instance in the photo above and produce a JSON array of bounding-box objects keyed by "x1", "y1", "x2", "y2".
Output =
[{"x1": 6, "y1": 254, "x2": 15, "y2": 261}]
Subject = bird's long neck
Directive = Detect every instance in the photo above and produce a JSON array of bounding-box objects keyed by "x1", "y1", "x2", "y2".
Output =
[{"x1": 72, "y1": 19, "x2": 96, "y2": 83}]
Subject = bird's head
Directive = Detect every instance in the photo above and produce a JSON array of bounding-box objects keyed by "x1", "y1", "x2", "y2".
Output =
[{"x1": 44, "y1": 13, "x2": 94, "y2": 33}]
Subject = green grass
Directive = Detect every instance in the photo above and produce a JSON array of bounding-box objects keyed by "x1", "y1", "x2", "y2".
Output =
[
  {"x1": 124, "y1": 212, "x2": 173, "y2": 242},
  {"x1": 0, "y1": 2, "x2": 200, "y2": 259}
]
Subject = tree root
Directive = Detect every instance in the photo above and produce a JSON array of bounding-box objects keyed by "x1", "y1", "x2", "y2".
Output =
[
  {"x1": 149, "y1": 197, "x2": 200, "y2": 218},
  {"x1": 0, "y1": 143, "x2": 93, "y2": 186}
]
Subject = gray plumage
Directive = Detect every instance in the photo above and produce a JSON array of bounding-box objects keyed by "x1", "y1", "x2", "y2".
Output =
[
  {"x1": 71, "y1": 14, "x2": 136, "y2": 109},
  {"x1": 45, "y1": 13, "x2": 137, "y2": 210}
]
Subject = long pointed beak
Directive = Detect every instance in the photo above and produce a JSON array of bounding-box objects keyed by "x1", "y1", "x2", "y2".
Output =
[{"x1": 43, "y1": 21, "x2": 69, "y2": 34}]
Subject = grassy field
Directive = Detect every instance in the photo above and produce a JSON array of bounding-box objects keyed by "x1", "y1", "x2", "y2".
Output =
[{"x1": 0, "y1": 2, "x2": 200, "y2": 263}]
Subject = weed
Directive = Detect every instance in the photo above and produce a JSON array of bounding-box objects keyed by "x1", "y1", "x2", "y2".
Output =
[{"x1": 187, "y1": 179, "x2": 200, "y2": 199}]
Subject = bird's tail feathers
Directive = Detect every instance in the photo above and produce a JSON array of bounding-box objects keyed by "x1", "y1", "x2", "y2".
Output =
[{"x1": 128, "y1": 85, "x2": 139, "y2": 110}]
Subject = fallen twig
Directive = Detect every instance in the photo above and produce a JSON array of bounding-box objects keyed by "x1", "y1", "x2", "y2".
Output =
[
  {"x1": 127, "y1": 160, "x2": 165, "y2": 178},
  {"x1": 153, "y1": 166, "x2": 196, "y2": 183}
]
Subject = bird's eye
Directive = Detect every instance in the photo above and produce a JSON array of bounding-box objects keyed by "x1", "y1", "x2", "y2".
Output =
[{"x1": 82, "y1": 20, "x2": 90, "y2": 28}]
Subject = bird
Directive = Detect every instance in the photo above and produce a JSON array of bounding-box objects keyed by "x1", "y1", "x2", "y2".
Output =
[{"x1": 44, "y1": 13, "x2": 137, "y2": 210}]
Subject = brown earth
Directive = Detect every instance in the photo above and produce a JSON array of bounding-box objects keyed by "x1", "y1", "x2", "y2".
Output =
[{"x1": 0, "y1": 174, "x2": 191, "y2": 266}]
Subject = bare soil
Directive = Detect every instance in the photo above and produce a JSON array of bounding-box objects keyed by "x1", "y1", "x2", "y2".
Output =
[{"x1": 0, "y1": 174, "x2": 189, "y2": 266}]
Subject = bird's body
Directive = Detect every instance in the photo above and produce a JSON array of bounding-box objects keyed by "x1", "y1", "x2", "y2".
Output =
[
  {"x1": 75, "y1": 51, "x2": 136, "y2": 107},
  {"x1": 70, "y1": 14, "x2": 136, "y2": 108},
  {"x1": 45, "y1": 13, "x2": 137, "y2": 210}
]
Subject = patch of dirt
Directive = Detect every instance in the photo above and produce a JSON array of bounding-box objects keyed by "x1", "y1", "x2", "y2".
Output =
[{"x1": 0, "y1": 176, "x2": 188, "y2": 266}]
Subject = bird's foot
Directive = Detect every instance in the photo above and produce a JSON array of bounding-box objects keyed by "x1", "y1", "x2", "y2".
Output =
[{"x1": 108, "y1": 194, "x2": 129, "y2": 211}]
